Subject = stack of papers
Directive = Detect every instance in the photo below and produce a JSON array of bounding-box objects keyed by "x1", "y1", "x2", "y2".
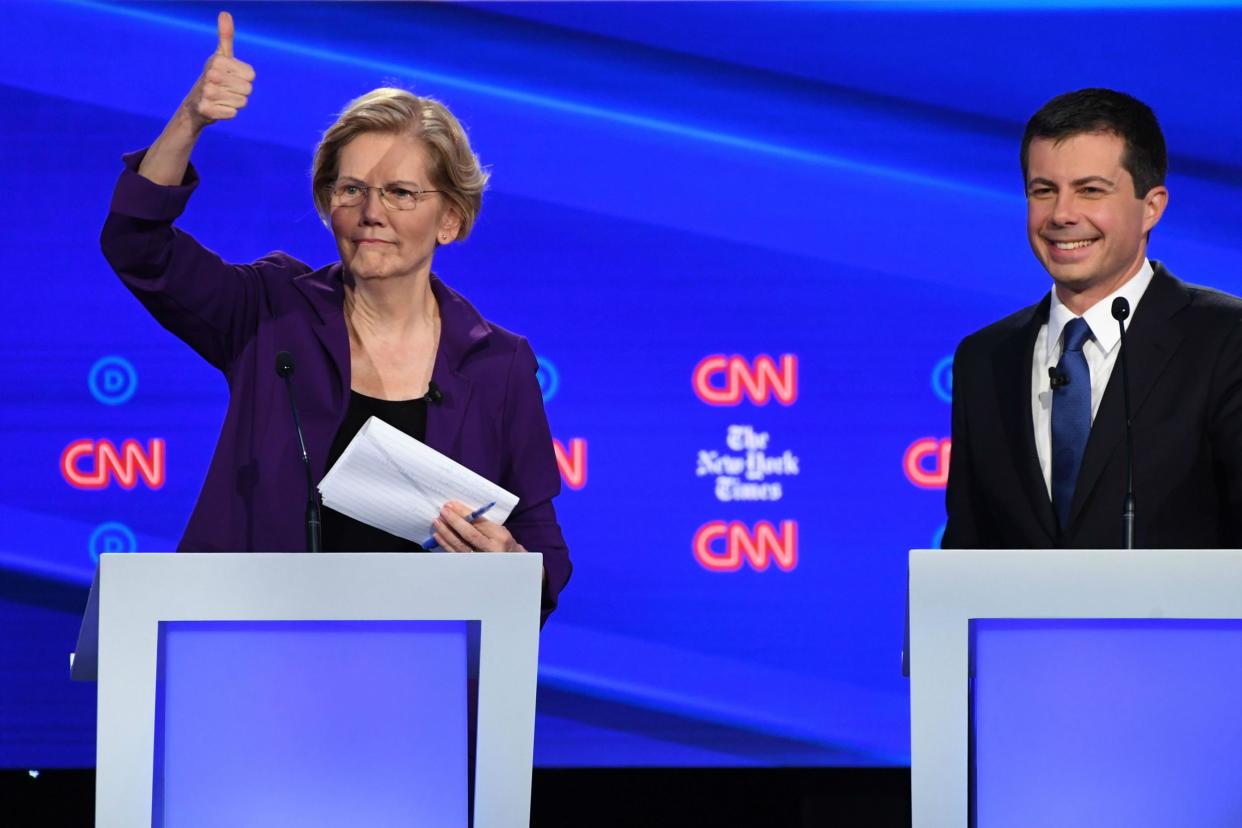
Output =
[{"x1": 318, "y1": 416, "x2": 518, "y2": 544}]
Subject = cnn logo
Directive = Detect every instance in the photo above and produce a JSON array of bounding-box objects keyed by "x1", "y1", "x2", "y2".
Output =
[
  {"x1": 61, "y1": 438, "x2": 165, "y2": 490},
  {"x1": 903, "y1": 437, "x2": 951, "y2": 489},
  {"x1": 553, "y1": 438, "x2": 587, "y2": 490},
  {"x1": 692, "y1": 354, "x2": 797, "y2": 406},
  {"x1": 693, "y1": 520, "x2": 798, "y2": 572}
]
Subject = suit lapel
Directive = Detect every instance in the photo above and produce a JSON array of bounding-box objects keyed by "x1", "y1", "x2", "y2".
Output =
[
  {"x1": 292, "y1": 265, "x2": 351, "y2": 416},
  {"x1": 424, "y1": 275, "x2": 490, "y2": 456},
  {"x1": 992, "y1": 296, "x2": 1058, "y2": 541},
  {"x1": 425, "y1": 360, "x2": 473, "y2": 456},
  {"x1": 293, "y1": 269, "x2": 492, "y2": 454},
  {"x1": 1067, "y1": 265, "x2": 1189, "y2": 528}
]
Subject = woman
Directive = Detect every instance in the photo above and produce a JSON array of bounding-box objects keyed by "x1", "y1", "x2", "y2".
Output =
[{"x1": 101, "y1": 13, "x2": 570, "y2": 622}]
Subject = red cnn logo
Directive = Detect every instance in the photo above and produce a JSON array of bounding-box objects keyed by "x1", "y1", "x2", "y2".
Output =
[
  {"x1": 61, "y1": 438, "x2": 166, "y2": 490},
  {"x1": 553, "y1": 438, "x2": 587, "y2": 490},
  {"x1": 904, "y1": 437, "x2": 951, "y2": 489},
  {"x1": 693, "y1": 520, "x2": 798, "y2": 572},
  {"x1": 692, "y1": 354, "x2": 797, "y2": 406}
]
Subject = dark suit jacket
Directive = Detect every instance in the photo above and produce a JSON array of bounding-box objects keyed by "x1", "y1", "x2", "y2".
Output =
[
  {"x1": 101, "y1": 151, "x2": 571, "y2": 621},
  {"x1": 943, "y1": 262, "x2": 1242, "y2": 549}
]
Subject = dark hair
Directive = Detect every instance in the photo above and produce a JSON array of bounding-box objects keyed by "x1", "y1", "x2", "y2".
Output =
[{"x1": 1020, "y1": 88, "x2": 1167, "y2": 197}]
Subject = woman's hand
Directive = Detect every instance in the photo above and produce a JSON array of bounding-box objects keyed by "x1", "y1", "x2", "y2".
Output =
[
  {"x1": 181, "y1": 12, "x2": 255, "y2": 131},
  {"x1": 138, "y1": 12, "x2": 256, "y2": 185},
  {"x1": 432, "y1": 501, "x2": 525, "y2": 553}
]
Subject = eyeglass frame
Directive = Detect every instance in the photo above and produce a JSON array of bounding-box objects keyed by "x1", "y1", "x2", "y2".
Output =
[{"x1": 326, "y1": 178, "x2": 444, "y2": 211}]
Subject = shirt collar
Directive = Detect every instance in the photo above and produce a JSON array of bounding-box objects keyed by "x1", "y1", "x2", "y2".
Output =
[{"x1": 1044, "y1": 258, "x2": 1154, "y2": 363}]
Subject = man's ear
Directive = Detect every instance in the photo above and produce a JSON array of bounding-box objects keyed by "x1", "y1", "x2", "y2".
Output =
[{"x1": 1142, "y1": 185, "x2": 1169, "y2": 234}]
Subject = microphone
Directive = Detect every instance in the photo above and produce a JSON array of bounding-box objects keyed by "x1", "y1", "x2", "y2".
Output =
[
  {"x1": 1048, "y1": 367, "x2": 1071, "y2": 389},
  {"x1": 275, "y1": 352, "x2": 293, "y2": 379},
  {"x1": 1112, "y1": 297, "x2": 1136, "y2": 549},
  {"x1": 275, "y1": 351, "x2": 321, "y2": 553},
  {"x1": 424, "y1": 381, "x2": 443, "y2": 405}
]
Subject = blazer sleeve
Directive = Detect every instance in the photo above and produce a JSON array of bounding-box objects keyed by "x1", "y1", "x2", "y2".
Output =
[
  {"x1": 99, "y1": 150, "x2": 308, "y2": 372},
  {"x1": 1208, "y1": 316, "x2": 1242, "y2": 547},
  {"x1": 942, "y1": 338, "x2": 983, "y2": 549},
  {"x1": 500, "y1": 337, "x2": 572, "y2": 624}
]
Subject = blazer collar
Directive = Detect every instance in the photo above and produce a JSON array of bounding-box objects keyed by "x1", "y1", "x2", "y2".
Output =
[
  {"x1": 427, "y1": 275, "x2": 492, "y2": 455},
  {"x1": 292, "y1": 263, "x2": 351, "y2": 415},
  {"x1": 429, "y1": 274, "x2": 493, "y2": 370},
  {"x1": 992, "y1": 293, "x2": 1058, "y2": 542},
  {"x1": 291, "y1": 268, "x2": 494, "y2": 455},
  {"x1": 292, "y1": 261, "x2": 346, "y2": 324},
  {"x1": 1065, "y1": 261, "x2": 1189, "y2": 532},
  {"x1": 291, "y1": 268, "x2": 492, "y2": 363}
]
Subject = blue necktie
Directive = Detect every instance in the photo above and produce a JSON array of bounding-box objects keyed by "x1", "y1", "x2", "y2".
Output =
[{"x1": 1051, "y1": 317, "x2": 1092, "y2": 531}]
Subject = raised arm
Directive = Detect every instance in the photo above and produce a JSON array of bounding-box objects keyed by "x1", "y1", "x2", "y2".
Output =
[
  {"x1": 139, "y1": 12, "x2": 255, "y2": 186},
  {"x1": 101, "y1": 12, "x2": 305, "y2": 372}
]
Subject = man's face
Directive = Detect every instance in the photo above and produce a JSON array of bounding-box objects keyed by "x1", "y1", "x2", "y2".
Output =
[{"x1": 1025, "y1": 132, "x2": 1167, "y2": 308}]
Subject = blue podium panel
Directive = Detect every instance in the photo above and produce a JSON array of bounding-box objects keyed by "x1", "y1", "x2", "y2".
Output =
[
  {"x1": 152, "y1": 620, "x2": 468, "y2": 828},
  {"x1": 970, "y1": 619, "x2": 1242, "y2": 828}
]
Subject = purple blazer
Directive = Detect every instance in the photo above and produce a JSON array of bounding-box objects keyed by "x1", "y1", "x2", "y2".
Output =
[{"x1": 101, "y1": 152, "x2": 570, "y2": 622}]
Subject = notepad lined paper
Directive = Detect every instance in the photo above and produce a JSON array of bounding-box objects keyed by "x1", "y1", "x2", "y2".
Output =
[{"x1": 318, "y1": 416, "x2": 518, "y2": 543}]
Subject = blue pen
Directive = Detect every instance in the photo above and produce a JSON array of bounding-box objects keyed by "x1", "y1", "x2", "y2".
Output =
[{"x1": 421, "y1": 501, "x2": 497, "y2": 550}]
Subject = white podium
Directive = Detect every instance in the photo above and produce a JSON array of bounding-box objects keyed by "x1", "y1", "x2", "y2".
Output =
[
  {"x1": 72, "y1": 552, "x2": 543, "y2": 828},
  {"x1": 909, "y1": 548, "x2": 1242, "y2": 828}
]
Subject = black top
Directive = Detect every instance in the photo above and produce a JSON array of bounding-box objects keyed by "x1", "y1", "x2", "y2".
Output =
[{"x1": 321, "y1": 391, "x2": 429, "y2": 552}]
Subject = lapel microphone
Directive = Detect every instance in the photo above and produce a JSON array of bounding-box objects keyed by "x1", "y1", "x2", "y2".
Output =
[
  {"x1": 1112, "y1": 297, "x2": 1136, "y2": 549},
  {"x1": 1048, "y1": 367, "x2": 1071, "y2": 389},
  {"x1": 275, "y1": 351, "x2": 322, "y2": 553}
]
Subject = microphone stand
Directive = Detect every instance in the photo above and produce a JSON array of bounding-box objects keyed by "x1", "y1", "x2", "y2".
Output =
[
  {"x1": 276, "y1": 352, "x2": 321, "y2": 552},
  {"x1": 1112, "y1": 298, "x2": 1136, "y2": 549}
]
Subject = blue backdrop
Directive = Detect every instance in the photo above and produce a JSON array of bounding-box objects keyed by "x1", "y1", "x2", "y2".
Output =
[{"x1": 3, "y1": 0, "x2": 1242, "y2": 768}]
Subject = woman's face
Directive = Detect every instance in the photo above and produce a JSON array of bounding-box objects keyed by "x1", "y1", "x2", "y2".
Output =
[{"x1": 329, "y1": 131, "x2": 460, "y2": 284}]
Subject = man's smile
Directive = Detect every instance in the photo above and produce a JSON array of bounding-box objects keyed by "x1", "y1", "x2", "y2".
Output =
[{"x1": 1051, "y1": 238, "x2": 1099, "y2": 250}]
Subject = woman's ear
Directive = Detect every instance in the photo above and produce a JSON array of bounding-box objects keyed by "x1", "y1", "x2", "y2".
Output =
[{"x1": 438, "y1": 208, "x2": 463, "y2": 244}]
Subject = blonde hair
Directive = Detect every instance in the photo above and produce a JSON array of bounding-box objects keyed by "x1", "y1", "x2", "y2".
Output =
[{"x1": 311, "y1": 88, "x2": 489, "y2": 240}]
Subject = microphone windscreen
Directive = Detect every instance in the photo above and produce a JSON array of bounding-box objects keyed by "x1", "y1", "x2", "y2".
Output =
[
  {"x1": 275, "y1": 351, "x2": 295, "y2": 378},
  {"x1": 1111, "y1": 297, "x2": 1131, "y2": 322}
]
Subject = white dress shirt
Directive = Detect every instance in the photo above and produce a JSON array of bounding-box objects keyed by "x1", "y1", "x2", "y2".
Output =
[{"x1": 1031, "y1": 259, "x2": 1154, "y2": 498}]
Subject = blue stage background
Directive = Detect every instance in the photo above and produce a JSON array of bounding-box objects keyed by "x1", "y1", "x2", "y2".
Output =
[{"x1": 3, "y1": 0, "x2": 1242, "y2": 768}]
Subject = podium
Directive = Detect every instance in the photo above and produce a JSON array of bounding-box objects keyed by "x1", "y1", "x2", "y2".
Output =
[
  {"x1": 72, "y1": 552, "x2": 543, "y2": 828},
  {"x1": 909, "y1": 548, "x2": 1242, "y2": 828}
]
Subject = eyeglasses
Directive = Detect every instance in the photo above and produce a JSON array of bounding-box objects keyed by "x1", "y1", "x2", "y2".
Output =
[{"x1": 328, "y1": 180, "x2": 443, "y2": 211}]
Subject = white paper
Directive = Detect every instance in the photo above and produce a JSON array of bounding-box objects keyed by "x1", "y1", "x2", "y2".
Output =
[{"x1": 317, "y1": 416, "x2": 518, "y2": 544}]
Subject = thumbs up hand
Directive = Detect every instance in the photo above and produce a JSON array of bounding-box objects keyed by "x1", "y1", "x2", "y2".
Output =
[
  {"x1": 136, "y1": 12, "x2": 257, "y2": 184},
  {"x1": 182, "y1": 12, "x2": 255, "y2": 130}
]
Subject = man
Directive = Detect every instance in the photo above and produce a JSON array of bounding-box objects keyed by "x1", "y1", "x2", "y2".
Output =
[{"x1": 943, "y1": 88, "x2": 1242, "y2": 550}]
